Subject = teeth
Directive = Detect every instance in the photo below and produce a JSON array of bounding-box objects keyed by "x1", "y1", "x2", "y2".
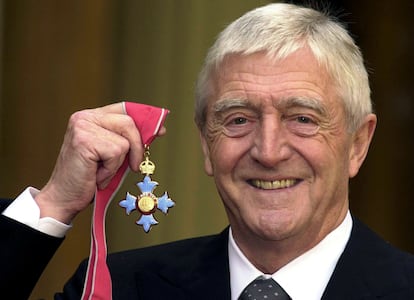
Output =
[{"x1": 251, "y1": 179, "x2": 296, "y2": 190}]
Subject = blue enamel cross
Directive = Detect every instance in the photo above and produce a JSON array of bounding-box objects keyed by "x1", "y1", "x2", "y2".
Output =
[{"x1": 119, "y1": 148, "x2": 175, "y2": 232}]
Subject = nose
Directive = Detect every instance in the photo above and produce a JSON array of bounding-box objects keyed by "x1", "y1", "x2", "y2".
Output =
[{"x1": 250, "y1": 114, "x2": 292, "y2": 168}]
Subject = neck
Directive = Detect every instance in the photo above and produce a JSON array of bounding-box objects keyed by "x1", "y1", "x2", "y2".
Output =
[
  {"x1": 231, "y1": 211, "x2": 348, "y2": 274},
  {"x1": 233, "y1": 233, "x2": 312, "y2": 274}
]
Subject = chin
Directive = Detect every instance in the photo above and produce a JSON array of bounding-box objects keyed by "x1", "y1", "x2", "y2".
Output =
[{"x1": 255, "y1": 212, "x2": 298, "y2": 239}]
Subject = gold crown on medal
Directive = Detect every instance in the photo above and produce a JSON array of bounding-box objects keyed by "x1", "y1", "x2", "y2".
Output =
[{"x1": 139, "y1": 158, "x2": 155, "y2": 175}]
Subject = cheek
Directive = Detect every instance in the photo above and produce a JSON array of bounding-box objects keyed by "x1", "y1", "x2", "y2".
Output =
[
  {"x1": 205, "y1": 119, "x2": 246, "y2": 171},
  {"x1": 293, "y1": 136, "x2": 342, "y2": 177},
  {"x1": 304, "y1": 136, "x2": 352, "y2": 189},
  {"x1": 208, "y1": 136, "x2": 252, "y2": 175},
  {"x1": 313, "y1": 128, "x2": 351, "y2": 160}
]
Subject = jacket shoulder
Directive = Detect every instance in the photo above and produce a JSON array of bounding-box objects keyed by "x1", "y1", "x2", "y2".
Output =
[{"x1": 323, "y1": 217, "x2": 414, "y2": 299}]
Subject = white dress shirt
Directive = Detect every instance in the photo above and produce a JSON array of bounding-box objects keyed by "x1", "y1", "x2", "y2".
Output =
[
  {"x1": 2, "y1": 187, "x2": 71, "y2": 238},
  {"x1": 228, "y1": 212, "x2": 352, "y2": 300}
]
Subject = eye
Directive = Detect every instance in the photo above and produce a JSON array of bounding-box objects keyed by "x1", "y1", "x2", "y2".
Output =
[
  {"x1": 285, "y1": 114, "x2": 319, "y2": 136},
  {"x1": 233, "y1": 117, "x2": 248, "y2": 125},
  {"x1": 296, "y1": 116, "x2": 312, "y2": 124},
  {"x1": 223, "y1": 114, "x2": 256, "y2": 137}
]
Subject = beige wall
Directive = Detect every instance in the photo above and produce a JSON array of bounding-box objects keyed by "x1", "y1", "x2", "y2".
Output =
[{"x1": 0, "y1": 1, "x2": 413, "y2": 299}]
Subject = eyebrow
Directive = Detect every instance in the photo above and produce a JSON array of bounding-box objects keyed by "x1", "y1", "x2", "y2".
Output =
[
  {"x1": 213, "y1": 98, "x2": 251, "y2": 113},
  {"x1": 213, "y1": 97, "x2": 327, "y2": 116},
  {"x1": 276, "y1": 97, "x2": 328, "y2": 116}
]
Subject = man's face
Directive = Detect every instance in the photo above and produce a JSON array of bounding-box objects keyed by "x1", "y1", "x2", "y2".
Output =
[{"x1": 201, "y1": 49, "x2": 374, "y2": 249}]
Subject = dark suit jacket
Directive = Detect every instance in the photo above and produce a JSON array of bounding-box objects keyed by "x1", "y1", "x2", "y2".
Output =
[{"x1": 1, "y1": 198, "x2": 414, "y2": 299}]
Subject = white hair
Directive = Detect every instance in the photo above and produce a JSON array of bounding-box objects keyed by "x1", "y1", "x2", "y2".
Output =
[{"x1": 195, "y1": 3, "x2": 372, "y2": 132}]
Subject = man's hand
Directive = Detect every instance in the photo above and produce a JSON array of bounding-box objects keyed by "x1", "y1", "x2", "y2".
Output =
[{"x1": 34, "y1": 103, "x2": 165, "y2": 224}]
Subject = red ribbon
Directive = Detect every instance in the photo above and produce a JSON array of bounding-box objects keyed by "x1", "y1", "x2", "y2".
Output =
[{"x1": 81, "y1": 102, "x2": 169, "y2": 300}]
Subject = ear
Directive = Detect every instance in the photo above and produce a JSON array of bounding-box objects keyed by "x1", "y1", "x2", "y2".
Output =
[
  {"x1": 200, "y1": 131, "x2": 214, "y2": 176},
  {"x1": 348, "y1": 113, "x2": 377, "y2": 178}
]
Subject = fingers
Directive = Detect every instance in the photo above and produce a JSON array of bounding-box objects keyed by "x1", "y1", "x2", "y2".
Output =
[
  {"x1": 158, "y1": 126, "x2": 167, "y2": 136},
  {"x1": 80, "y1": 108, "x2": 144, "y2": 172},
  {"x1": 94, "y1": 102, "x2": 125, "y2": 114},
  {"x1": 92, "y1": 102, "x2": 166, "y2": 170}
]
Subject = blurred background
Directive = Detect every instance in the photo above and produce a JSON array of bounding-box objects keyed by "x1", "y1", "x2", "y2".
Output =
[{"x1": 0, "y1": 0, "x2": 413, "y2": 299}]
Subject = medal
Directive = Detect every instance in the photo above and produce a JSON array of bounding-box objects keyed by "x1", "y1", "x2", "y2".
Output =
[
  {"x1": 119, "y1": 145, "x2": 175, "y2": 232},
  {"x1": 82, "y1": 102, "x2": 170, "y2": 300}
]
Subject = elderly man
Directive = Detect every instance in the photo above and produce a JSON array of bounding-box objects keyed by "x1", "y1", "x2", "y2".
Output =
[{"x1": 1, "y1": 3, "x2": 414, "y2": 299}]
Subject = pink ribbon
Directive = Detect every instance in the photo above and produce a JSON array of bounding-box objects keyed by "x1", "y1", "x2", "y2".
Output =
[{"x1": 81, "y1": 102, "x2": 169, "y2": 300}]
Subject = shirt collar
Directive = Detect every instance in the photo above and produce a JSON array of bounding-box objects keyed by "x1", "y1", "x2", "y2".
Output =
[{"x1": 228, "y1": 211, "x2": 352, "y2": 300}]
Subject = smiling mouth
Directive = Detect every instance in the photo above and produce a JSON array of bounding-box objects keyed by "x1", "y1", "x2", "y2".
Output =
[{"x1": 249, "y1": 179, "x2": 299, "y2": 190}]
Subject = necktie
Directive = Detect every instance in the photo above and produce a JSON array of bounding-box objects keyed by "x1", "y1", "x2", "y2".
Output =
[{"x1": 239, "y1": 276, "x2": 291, "y2": 300}]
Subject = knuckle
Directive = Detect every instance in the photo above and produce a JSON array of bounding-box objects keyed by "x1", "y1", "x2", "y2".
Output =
[
  {"x1": 113, "y1": 138, "x2": 130, "y2": 155},
  {"x1": 119, "y1": 115, "x2": 136, "y2": 134},
  {"x1": 68, "y1": 110, "x2": 92, "y2": 129},
  {"x1": 68, "y1": 110, "x2": 84, "y2": 124},
  {"x1": 67, "y1": 117, "x2": 93, "y2": 148}
]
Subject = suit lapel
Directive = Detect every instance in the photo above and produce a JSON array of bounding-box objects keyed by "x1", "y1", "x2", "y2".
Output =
[
  {"x1": 322, "y1": 218, "x2": 410, "y2": 299},
  {"x1": 134, "y1": 228, "x2": 231, "y2": 299}
]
